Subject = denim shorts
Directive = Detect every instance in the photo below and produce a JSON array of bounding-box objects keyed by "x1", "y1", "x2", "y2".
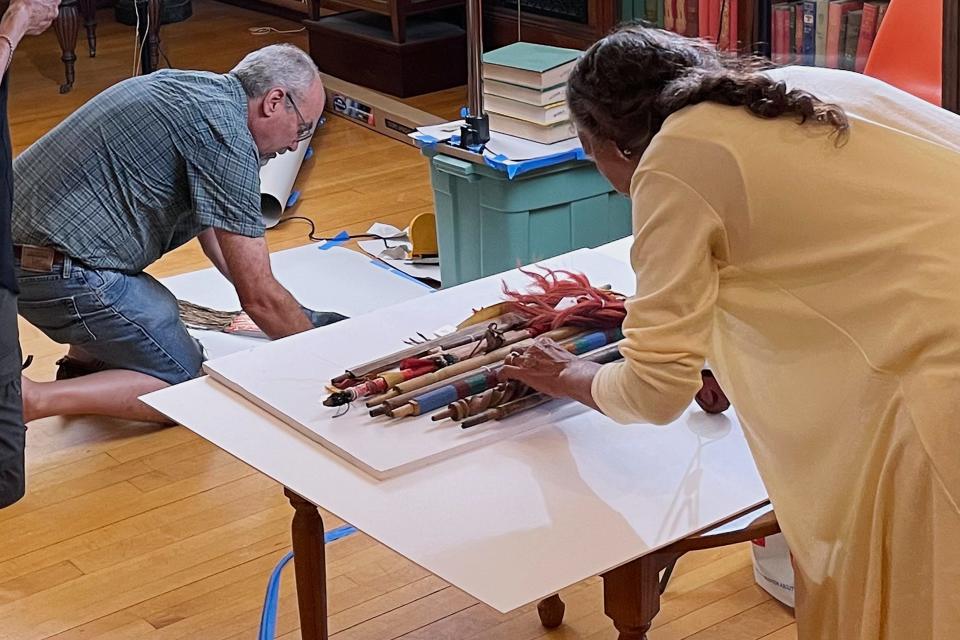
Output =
[{"x1": 16, "y1": 255, "x2": 204, "y2": 385}]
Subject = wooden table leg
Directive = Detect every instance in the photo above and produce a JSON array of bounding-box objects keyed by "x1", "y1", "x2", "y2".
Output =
[
  {"x1": 147, "y1": 0, "x2": 161, "y2": 72},
  {"x1": 285, "y1": 488, "x2": 329, "y2": 640},
  {"x1": 537, "y1": 593, "x2": 565, "y2": 628},
  {"x1": 78, "y1": 0, "x2": 96, "y2": 57},
  {"x1": 602, "y1": 553, "x2": 675, "y2": 640},
  {"x1": 54, "y1": 0, "x2": 79, "y2": 93}
]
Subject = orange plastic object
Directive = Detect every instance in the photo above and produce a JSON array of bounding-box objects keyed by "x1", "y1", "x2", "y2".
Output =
[{"x1": 863, "y1": 0, "x2": 943, "y2": 106}]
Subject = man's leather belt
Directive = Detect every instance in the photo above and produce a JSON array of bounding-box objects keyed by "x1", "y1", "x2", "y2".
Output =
[{"x1": 14, "y1": 245, "x2": 66, "y2": 271}]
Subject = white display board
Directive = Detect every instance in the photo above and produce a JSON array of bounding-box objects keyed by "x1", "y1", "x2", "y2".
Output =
[
  {"x1": 144, "y1": 375, "x2": 767, "y2": 613},
  {"x1": 202, "y1": 249, "x2": 638, "y2": 479}
]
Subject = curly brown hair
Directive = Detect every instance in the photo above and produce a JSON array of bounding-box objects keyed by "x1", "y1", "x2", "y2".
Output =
[{"x1": 567, "y1": 25, "x2": 850, "y2": 155}]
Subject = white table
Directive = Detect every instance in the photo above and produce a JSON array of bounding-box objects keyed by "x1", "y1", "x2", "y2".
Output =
[{"x1": 144, "y1": 242, "x2": 770, "y2": 639}]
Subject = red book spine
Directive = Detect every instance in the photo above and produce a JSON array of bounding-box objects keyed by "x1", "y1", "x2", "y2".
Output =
[
  {"x1": 727, "y1": 0, "x2": 738, "y2": 50},
  {"x1": 773, "y1": 7, "x2": 790, "y2": 64},
  {"x1": 827, "y1": 2, "x2": 860, "y2": 68},
  {"x1": 855, "y1": 3, "x2": 879, "y2": 72},
  {"x1": 699, "y1": 0, "x2": 712, "y2": 42}
]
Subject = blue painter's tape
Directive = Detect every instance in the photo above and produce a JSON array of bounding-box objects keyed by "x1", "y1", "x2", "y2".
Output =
[
  {"x1": 460, "y1": 106, "x2": 469, "y2": 118},
  {"x1": 369, "y1": 259, "x2": 435, "y2": 290},
  {"x1": 418, "y1": 134, "x2": 439, "y2": 144},
  {"x1": 483, "y1": 148, "x2": 587, "y2": 179},
  {"x1": 286, "y1": 190, "x2": 300, "y2": 208},
  {"x1": 317, "y1": 230, "x2": 350, "y2": 251},
  {"x1": 413, "y1": 385, "x2": 460, "y2": 413}
]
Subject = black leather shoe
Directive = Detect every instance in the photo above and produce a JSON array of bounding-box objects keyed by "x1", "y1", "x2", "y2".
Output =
[{"x1": 54, "y1": 357, "x2": 98, "y2": 381}]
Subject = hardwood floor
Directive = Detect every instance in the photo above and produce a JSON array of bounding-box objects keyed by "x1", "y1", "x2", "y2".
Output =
[{"x1": 0, "y1": 2, "x2": 797, "y2": 638}]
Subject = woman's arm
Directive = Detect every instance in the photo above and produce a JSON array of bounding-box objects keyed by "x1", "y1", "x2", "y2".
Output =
[
  {"x1": 503, "y1": 169, "x2": 727, "y2": 425},
  {"x1": 0, "y1": 0, "x2": 60, "y2": 72}
]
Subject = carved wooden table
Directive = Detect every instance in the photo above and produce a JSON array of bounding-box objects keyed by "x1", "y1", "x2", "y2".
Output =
[
  {"x1": 281, "y1": 380, "x2": 777, "y2": 640},
  {"x1": 53, "y1": 0, "x2": 161, "y2": 93},
  {"x1": 286, "y1": 488, "x2": 779, "y2": 640}
]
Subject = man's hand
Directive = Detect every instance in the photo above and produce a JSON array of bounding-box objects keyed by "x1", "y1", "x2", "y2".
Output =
[
  {"x1": 499, "y1": 337, "x2": 602, "y2": 412},
  {"x1": 215, "y1": 229, "x2": 313, "y2": 339}
]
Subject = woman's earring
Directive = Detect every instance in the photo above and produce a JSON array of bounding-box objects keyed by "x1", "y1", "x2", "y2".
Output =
[{"x1": 617, "y1": 147, "x2": 633, "y2": 159}]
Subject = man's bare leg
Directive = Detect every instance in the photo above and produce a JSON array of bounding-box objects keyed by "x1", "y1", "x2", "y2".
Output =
[{"x1": 21, "y1": 369, "x2": 174, "y2": 424}]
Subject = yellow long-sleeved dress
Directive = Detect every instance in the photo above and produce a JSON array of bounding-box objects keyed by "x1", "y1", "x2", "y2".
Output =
[{"x1": 591, "y1": 67, "x2": 960, "y2": 639}]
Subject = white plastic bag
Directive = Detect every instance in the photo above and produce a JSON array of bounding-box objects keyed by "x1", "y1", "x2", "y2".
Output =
[{"x1": 751, "y1": 532, "x2": 796, "y2": 607}]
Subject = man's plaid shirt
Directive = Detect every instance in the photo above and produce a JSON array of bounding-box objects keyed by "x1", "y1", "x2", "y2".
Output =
[{"x1": 13, "y1": 70, "x2": 264, "y2": 273}]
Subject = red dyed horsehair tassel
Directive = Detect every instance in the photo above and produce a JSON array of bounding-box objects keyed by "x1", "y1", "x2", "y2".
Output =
[{"x1": 502, "y1": 268, "x2": 627, "y2": 334}]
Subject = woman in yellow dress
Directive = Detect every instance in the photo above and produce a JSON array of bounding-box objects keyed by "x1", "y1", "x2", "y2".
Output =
[{"x1": 502, "y1": 25, "x2": 960, "y2": 639}]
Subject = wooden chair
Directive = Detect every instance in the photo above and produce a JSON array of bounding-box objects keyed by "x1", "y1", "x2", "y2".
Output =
[{"x1": 52, "y1": 0, "x2": 163, "y2": 93}]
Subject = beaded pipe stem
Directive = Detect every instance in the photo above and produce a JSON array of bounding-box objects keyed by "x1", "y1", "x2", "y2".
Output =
[
  {"x1": 456, "y1": 342, "x2": 626, "y2": 428},
  {"x1": 388, "y1": 328, "x2": 623, "y2": 419},
  {"x1": 363, "y1": 326, "x2": 538, "y2": 408},
  {"x1": 332, "y1": 313, "x2": 524, "y2": 384},
  {"x1": 372, "y1": 326, "x2": 580, "y2": 407}
]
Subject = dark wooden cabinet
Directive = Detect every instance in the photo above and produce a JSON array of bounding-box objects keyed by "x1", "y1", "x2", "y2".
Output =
[
  {"x1": 320, "y1": 0, "x2": 464, "y2": 42},
  {"x1": 484, "y1": 0, "x2": 620, "y2": 50}
]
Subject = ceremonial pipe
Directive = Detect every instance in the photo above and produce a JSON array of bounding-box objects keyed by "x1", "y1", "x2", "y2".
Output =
[
  {"x1": 389, "y1": 368, "x2": 502, "y2": 418},
  {"x1": 458, "y1": 343, "x2": 626, "y2": 428},
  {"x1": 443, "y1": 328, "x2": 535, "y2": 362},
  {"x1": 369, "y1": 364, "x2": 501, "y2": 416},
  {"x1": 330, "y1": 329, "x2": 528, "y2": 408},
  {"x1": 461, "y1": 393, "x2": 552, "y2": 429},
  {"x1": 380, "y1": 326, "x2": 580, "y2": 400},
  {"x1": 431, "y1": 379, "x2": 529, "y2": 421},
  {"x1": 362, "y1": 328, "x2": 532, "y2": 408},
  {"x1": 389, "y1": 328, "x2": 624, "y2": 419},
  {"x1": 336, "y1": 313, "x2": 523, "y2": 382}
]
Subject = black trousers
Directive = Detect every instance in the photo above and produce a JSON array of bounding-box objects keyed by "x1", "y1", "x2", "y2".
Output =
[{"x1": 0, "y1": 285, "x2": 24, "y2": 508}]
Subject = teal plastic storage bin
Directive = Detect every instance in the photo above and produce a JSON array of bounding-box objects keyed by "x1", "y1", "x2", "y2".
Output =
[{"x1": 428, "y1": 153, "x2": 632, "y2": 287}]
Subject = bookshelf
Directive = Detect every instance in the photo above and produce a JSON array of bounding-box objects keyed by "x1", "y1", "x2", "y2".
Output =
[{"x1": 615, "y1": 0, "x2": 960, "y2": 113}]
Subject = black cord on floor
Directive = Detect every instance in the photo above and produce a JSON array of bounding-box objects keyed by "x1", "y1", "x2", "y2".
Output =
[{"x1": 274, "y1": 216, "x2": 407, "y2": 249}]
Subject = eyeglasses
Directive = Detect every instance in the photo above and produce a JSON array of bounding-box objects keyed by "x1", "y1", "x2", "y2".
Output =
[{"x1": 286, "y1": 93, "x2": 314, "y2": 143}]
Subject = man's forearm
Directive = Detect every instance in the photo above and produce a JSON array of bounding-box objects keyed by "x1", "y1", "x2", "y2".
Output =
[{"x1": 241, "y1": 286, "x2": 313, "y2": 339}]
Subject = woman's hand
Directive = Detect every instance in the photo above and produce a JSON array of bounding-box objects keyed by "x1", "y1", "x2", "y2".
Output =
[
  {"x1": 499, "y1": 337, "x2": 603, "y2": 412},
  {"x1": 3, "y1": 0, "x2": 59, "y2": 43}
]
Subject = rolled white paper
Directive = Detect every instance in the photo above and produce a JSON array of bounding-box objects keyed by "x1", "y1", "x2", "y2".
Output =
[{"x1": 259, "y1": 136, "x2": 313, "y2": 228}]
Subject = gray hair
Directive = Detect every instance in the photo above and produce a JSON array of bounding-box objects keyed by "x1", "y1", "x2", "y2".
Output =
[{"x1": 230, "y1": 44, "x2": 320, "y2": 100}]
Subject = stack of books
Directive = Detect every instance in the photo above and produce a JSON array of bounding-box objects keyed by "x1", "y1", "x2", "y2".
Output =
[
  {"x1": 770, "y1": 0, "x2": 889, "y2": 71},
  {"x1": 481, "y1": 42, "x2": 581, "y2": 145}
]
